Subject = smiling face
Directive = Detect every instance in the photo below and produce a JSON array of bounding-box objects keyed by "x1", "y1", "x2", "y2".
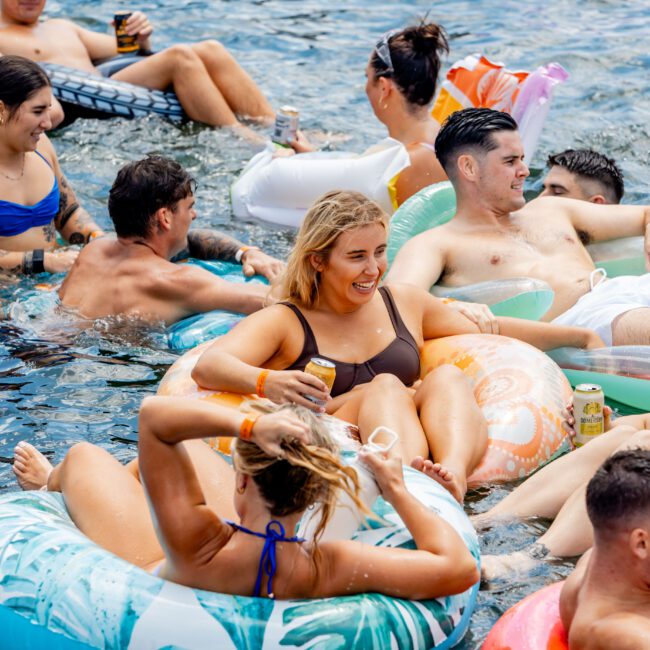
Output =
[
  {"x1": 313, "y1": 223, "x2": 388, "y2": 310},
  {"x1": 475, "y1": 130, "x2": 529, "y2": 211},
  {"x1": 0, "y1": 0, "x2": 47, "y2": 24},
  {"x1": 1, "y1": 86, "x2": 52, "y2": 152}
]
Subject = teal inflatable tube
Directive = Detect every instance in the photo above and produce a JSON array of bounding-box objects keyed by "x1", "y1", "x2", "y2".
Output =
[
  {"x1": 167, "y1": 260, "x2": 268, "y2": 351},
  {"x1": 547, "y1": 346, "x2": 650, "y2": 411},
  {"x1": 0, "y1": 467, "x2": 479, "y2": 649}
]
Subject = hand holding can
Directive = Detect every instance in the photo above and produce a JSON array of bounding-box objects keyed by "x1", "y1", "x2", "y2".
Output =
[
  {"x1": 573, "y1": 383, "x2": 605, "y2": 447},
  {"x1": 272, "y1": 106, "x2": 300, "y2": 147},
  {"x1": 114, "y1": 12, "x2": 139, "y2": 53},
  {"x1": 303, "y1": 358, "x2": 335, "y2": 409}
]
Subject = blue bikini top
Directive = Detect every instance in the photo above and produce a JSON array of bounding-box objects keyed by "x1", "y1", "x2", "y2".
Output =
[
  {"x1": 226, "y1": 519, "x2": 305, "y2": 599},
  {"x1": 0, "y1": 151, "x2": 60, "y2": 237}
]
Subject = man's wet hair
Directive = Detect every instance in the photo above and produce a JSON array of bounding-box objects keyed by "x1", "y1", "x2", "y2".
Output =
[
  {"x1": 435, "y1": 107, "x2": 518, "y2": 175},
  {"x1": 547, "y1": 149, "x2": 624, "y2": 203},
  {"x1": 586, "y1": 448, "x2": 650, "y2": 535},
  {"x1": 108, "y1": 155, "x2": 196, "y2": 239}
]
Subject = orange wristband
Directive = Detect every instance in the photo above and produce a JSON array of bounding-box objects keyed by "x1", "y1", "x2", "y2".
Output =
[
  {"x1": 239, "y1": 414, "x2": 258, "y2": 441},
  {"x1": 236, "y1": 245, "x2": 260, "y2": 263},
  {"x1": 256, "y1": 369, "x2": 270, "y2": 397}
]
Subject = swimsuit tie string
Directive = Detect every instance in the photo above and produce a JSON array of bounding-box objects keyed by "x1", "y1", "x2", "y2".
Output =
[{"x1": 225, "y1": 519, "x2": 305, "y2": 599}]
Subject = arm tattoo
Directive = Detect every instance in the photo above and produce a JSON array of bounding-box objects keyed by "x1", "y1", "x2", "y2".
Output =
[
  {"x1": 42, "y1": 221, "x2": 57, "y2": 244},
  {"x1": 186, "y1": 229, "x2": 244, "y2": 261},
  {"x1": 54, "y1": 174, "x2": 100, "y2": 244},
  {"x1": 54, "y1": 174, "x2": 71, "y2": 231}
]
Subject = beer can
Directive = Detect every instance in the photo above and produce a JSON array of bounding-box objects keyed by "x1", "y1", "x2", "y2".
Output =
[
  {"x1": 573, "y1": 383, "x2": 605, "y2": 447},
  {"x1": 304, "y1": 357, "x2": 336, "y2": 407},
  {"x1": 114, "y1": 12, "x2": 139, "y2": 54},
  {"x1": 272, "y1": 105, "x2": 299, "y2": 146}
]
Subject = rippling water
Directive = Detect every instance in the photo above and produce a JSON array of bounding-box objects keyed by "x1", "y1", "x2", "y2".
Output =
[{"x1": 1, "y1": 0, "x2": 649, "y2": 646}]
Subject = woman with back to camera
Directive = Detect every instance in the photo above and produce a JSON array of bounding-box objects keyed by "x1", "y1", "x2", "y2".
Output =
[
  {"x1": 292, "y1": 23, "x2": 449, "y2": 206},
  {"x1": 0, "y1": 55, "x2": 103, "y2": 275},
  {"x1": 13, "y1": 396, "x2": 479, "y2": 600},
  {"x1": 192, "y1": 190, "x2": 604, "y2": 503}
]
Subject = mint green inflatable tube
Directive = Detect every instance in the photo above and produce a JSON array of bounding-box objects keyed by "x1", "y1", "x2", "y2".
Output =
[
  {"x1": 587, "y1": 236, "x2": 646, "y2": 278},
  {"x1": 0, "y1": 467, "x2": 479, "y2": 650},
  {"x1": 388, "y1": 184, "x2": 646, "y2": 321},
  {"x1": 387, "y1": 182, "x2": 457, "y2": 266},
  {"x1": 547, "y1": 346, "x2": 650, "y2": 411}
]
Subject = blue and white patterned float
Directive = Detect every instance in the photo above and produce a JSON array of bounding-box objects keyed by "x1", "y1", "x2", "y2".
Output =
[{"x1": 0, "y1": 465, "x2": 478, "y2": 649}]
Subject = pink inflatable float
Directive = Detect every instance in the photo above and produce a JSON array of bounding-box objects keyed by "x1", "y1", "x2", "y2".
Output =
[{"x1": 483, "y1": 581, "x2": 568, "y2": 650}]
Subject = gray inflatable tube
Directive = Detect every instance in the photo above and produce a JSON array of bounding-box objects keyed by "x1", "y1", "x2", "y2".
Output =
[{"x1": 40, "y1": 54, "x2": 185, "y2": 121}]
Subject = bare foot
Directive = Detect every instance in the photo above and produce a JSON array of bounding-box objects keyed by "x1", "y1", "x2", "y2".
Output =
[
  {"x1": 470, "y1": 511, "x2": 509, "y2": 529},
  {"x1": 411, "y1": 456, "x2": 466, "y2": 504},
  {"x1": 481, "y1": 550, "x2": 540, "y2": 583},
  {"x1": 13, "y1": 441, "x2": 53, "y2": 490}
]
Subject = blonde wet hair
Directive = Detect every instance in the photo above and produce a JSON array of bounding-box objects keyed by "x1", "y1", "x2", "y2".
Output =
[
  {"x1": 280, "y1": 190, "x2": 389, "y2": 308},
  {"x1": 233, "y1": 404, "x2": 368, "y2": 544}
]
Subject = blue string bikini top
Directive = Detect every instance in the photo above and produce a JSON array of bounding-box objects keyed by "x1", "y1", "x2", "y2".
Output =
[
  {"x1": 226, "y1": 519, "x2": 305, "y2": 599},
  {"x1": 0, "y1": 151, "x2": 60, "y2": 237}
]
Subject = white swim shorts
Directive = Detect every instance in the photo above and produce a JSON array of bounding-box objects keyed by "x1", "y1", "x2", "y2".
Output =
[{"x1": 552, "y1": 273, "x2": 650, "y2": 346}]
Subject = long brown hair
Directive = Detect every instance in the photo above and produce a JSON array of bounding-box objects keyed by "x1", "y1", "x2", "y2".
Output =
[
  {"x1": 233, "y1": 404, "x2": 369, "y2": 544},
  {"x1": 280, "y1": 190, "x2": 389, "y2": 309}
]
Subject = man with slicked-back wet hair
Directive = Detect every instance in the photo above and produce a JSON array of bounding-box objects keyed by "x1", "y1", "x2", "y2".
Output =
[
  {"x1": 387, "y1": 107, "x2": 650, "y2": 346},
  {"x1": 541, "y1": 148, "x2": 624, "y2": 204}
]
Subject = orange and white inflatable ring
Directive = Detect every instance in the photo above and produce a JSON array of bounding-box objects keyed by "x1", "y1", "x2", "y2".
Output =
[
  {"x1": 159, "y1": 334, "x2": 572, "y2": 482},
  {"x1": 157, "y1": 341, "x2": 360, "y2": 454},
  {"x1": 422, "y1": 334, "x2": 572, "y2": 484}
]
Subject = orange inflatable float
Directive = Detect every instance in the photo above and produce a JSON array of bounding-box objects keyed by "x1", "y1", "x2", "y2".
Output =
[
  {"x1": 421, "y1": 334, "x2": 572, "y2": 484},
  {"x1": 159, "y1": 334, "x2": 572, "y2": 481},
  {"x1": 432, "y1": 54, "x2": 568, "y2": 162},
  {"x1": 483, "y1": 581, "x2": 569, "y2": 650},
  {"x1": 157, "y1": 341, "x2": 359, "y2": 454}
]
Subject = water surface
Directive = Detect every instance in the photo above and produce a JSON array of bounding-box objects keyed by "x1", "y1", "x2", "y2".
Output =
[{"x1": 1, "y1": 1, "x2": 649, "y2": 646}]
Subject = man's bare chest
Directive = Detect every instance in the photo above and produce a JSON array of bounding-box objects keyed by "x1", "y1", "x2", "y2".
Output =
[
  {"x1": 442, "y1": 223, "x2": 585, "y2": 276},
  {"x1": 0, "y1": 23, "x2": 86, "y2": 62}
]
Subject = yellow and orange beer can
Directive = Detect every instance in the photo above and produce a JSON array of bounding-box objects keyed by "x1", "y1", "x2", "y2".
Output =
[
  {"x1": 114, "y1": 12, "x2": 139, "y2": 54},
  {"x1": 304, "y1": 358, "x2": 336, "y2": 407}
]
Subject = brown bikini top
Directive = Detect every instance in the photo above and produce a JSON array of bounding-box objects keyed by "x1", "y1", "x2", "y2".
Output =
[{"x1": 283, "y1": 286, "x2": 420, "y2": 397}]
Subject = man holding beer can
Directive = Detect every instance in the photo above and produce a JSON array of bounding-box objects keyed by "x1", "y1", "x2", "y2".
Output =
[{"x1": 0, "y1": 1, "x2": 275, "y2": 130}]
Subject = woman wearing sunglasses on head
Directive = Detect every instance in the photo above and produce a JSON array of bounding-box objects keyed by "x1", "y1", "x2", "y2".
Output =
[{"x1": 292, "y1": 23, "x2": 449, "y2": 206}]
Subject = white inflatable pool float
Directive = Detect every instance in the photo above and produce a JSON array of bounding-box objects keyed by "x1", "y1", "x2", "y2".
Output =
[{"x1": 231, "y1": 138, "x2": 410, "y2": 227}]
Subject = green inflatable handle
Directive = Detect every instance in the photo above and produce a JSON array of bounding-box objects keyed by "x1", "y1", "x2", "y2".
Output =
[{"x1": 489, "y1": 289, "x2": 555, "y2": 321}]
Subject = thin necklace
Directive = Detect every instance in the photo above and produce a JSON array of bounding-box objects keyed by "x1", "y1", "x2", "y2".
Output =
[{"x1": 0, "y1": 153, "x2": 26, "y2": 181}]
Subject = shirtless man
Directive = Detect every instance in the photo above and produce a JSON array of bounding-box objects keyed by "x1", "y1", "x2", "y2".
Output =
[
  {"x1": 0, "y1": 0, "x2": 274, "y2": 129},
  {"x1": 560, "y1": 448, "x2": 650, "y2": 649},
  {"x1": 59, "y1": 155, "x2": 283, "y2": 325},
  {"x1": 541, "y1": 148, "x2": 624, "y2": 204},
  {"x1": 386, "y1": 108, "x2": 650, "y2": 346}
]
